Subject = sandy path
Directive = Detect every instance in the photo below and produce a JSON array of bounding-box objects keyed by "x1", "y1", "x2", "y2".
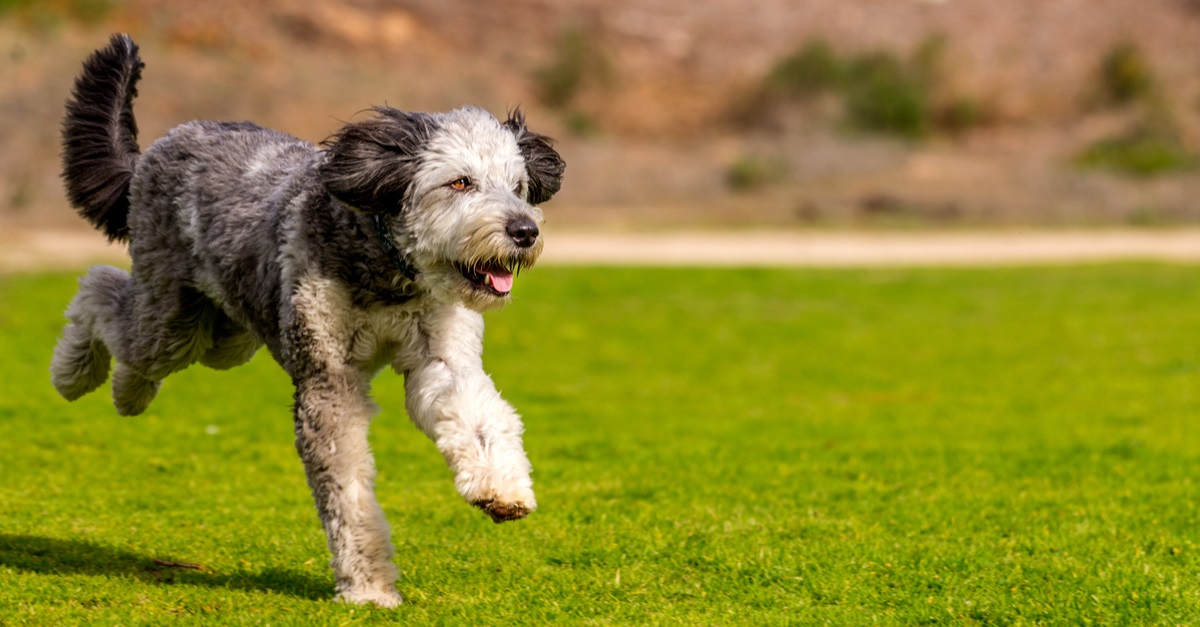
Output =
[
  {"x1": 541, "y1": 231, "x2": 1200, "y2": 266},
  {"x1": 4, "y1": 229, "x2": 1200, "y2": 274}
]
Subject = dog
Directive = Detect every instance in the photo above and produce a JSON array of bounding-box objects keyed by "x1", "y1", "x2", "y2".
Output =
[{"x1": 50, "y1": 34, "x2": 564, "y2": 607}]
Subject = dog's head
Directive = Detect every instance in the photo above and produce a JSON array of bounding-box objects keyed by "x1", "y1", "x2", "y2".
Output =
[{"x1": 320, "y1": 106, "x2": 564, "y2": 311}]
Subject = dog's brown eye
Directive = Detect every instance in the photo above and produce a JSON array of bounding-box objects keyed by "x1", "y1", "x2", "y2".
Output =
[{"x1": 449, "y1": 177, "x2": 472, "y2": 191}]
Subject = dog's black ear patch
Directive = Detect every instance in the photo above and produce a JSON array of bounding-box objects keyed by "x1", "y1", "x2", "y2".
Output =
[
  {"x1": 320, "y1": 107, "x2": 437, "y2": 214},
  {"x1": 504, "y1": 109, "x2": 565, "y2": 205}
]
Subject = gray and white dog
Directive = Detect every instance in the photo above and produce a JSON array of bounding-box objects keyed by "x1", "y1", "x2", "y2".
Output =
[{"x1": 51, "y1": 34, "x2": 564, "y2": 606}]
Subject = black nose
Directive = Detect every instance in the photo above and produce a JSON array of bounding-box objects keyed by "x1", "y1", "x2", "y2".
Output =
[{"x1": 506, "y1": 218, "x2": 539, "y2": 248}]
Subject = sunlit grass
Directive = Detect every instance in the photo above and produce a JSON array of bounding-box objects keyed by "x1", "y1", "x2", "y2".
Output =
[{"x1": 1, "y1": 265, "x2": 1198, "y2": 624}]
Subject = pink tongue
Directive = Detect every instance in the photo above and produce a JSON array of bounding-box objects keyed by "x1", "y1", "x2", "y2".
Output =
[{"x1": 486, "y1": 270, "x2": 514, "y2": 293}]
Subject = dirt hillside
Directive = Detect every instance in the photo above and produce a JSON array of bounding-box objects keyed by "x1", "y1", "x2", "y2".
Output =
[{"x1": 2, "y1": 0, "x2": 1200, "y2": 230}]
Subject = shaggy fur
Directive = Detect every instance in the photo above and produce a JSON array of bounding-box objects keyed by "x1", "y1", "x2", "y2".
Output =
[{"x1": 51, "y1": 34, "x2": 565, "y2": 607}]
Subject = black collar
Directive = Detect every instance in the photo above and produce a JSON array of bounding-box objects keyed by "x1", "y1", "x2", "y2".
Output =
[{"x1": 370, "y1": 213, "x2": 419, "y2": 282}]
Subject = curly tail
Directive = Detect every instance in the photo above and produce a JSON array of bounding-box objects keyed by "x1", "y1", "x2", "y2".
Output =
[{"x1": 61, "y1": 34, "x2": 144, "y2": 242}]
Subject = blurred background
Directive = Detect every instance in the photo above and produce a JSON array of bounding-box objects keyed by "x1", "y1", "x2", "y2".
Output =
[{"x1": 2, "y1": 0, "x2": 1200, "y2": 233}]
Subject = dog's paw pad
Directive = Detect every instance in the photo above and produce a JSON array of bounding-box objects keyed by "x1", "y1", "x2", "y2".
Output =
[{"x1": 474, "y1": 499, "x2": 532, "y2": 524}]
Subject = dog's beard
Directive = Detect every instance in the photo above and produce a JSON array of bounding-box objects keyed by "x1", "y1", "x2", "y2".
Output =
[
  {"x1": 454, "y1": 247, "x2": 541, "y2": 311},
  {"x1": 417, "y1": 234, "x2": 542, "y2": 312}
]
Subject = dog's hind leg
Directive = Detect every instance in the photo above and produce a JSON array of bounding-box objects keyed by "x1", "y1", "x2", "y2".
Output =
[
  {"x1": 109, "y1": 363, "x2": 161, "y2": 415},
  {"x1": 52, "y1": 265, "x2": 127, "y2": 401},
  {"x1": 199, "y1": 309, "x2": 261, "y2": 370},
  {"x1": 111, "y1": 283, "x2": 221, "y2": 415},
  {"x1": 50, "y1": 265, "x2": 184, "y2": 415},
  {"x1": 51, "y1": 321, "x2": 112, "y2": 401},
  {"x1": 293, "y1": 371, "x2": 402, "y2": 607},
  {"x1": 54, "y1": 262, "x2": 222, "y2": 415}
]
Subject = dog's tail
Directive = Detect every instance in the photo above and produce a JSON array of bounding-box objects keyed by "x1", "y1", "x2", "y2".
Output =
[{"x1": 61, "y1": 34, "x2": 144, "y2": 242}]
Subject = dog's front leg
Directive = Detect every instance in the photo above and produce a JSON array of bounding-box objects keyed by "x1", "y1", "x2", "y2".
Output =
[
  {"x1": 400, "y1": 305, "x2": 536, "y2": 522},
  {"x1": 293, "y1": 371, "x2": 402, "y2": 607}
]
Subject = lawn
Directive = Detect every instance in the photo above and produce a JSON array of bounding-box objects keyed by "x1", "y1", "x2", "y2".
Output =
[{"x1": 1, "y1": 264, "x2": 1198, "y2": 625}]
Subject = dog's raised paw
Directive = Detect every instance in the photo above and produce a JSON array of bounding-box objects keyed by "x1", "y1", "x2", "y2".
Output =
[{"x1": 474, "y1": 498, "x2": 533, "y2": 524}]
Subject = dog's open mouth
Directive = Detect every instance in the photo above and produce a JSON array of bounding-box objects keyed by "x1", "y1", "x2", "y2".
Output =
[{"x1": 454, "y1": 260, "x2": 517, "y2": 296}]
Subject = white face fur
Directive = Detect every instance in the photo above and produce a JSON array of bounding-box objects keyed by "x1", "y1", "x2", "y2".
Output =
[{"x1": 398, "y1": 107, "x2": 546, "y2": 312}]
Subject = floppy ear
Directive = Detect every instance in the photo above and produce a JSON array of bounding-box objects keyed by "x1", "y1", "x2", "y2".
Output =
[
  {"x1": 504, "y1": 109, "x2": 565, "y2": 205},
  {"x1": 319, "y1": 107, "x2": 436, "y2": 214}
]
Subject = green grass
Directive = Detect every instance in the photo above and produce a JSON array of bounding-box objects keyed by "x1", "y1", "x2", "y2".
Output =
[{"x1": 2, "y1": 265, "x2": 1199, "y2": 624}]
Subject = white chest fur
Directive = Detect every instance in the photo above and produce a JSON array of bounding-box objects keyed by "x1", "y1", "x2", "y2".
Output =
[{"x1": 293, "y1": 274, "x2": 426, "y2": 372}]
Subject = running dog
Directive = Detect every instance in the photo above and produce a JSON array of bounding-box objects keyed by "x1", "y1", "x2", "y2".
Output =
[{"x1": 51, "y1": 34, "x2": 564, "y2": 606}]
